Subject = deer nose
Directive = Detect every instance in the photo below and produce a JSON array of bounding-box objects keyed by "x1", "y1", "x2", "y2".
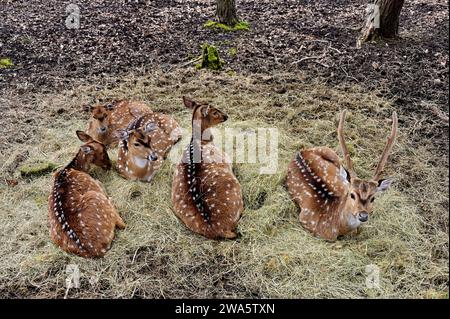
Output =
[
  {"x1": 149, "y1": 153, "x2": 158, "y2": 162},
  {"x1": 223, "y1": 114, "x2": 229, "y2": 121},
  {"x1": 358, "y1": 211, "x2": 369, "y2": 222}
]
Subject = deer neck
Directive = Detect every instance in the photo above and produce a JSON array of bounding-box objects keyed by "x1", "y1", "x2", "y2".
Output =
[
  {"x1": 66, "y1": 151, "x2": 90, "y2": 172},
  {"x1": 118, "y1": 147, "x2": 153, "y2": 180},
  {"x1": 192, "y1": 121, "x2": 214, "y2": 144},
  {"x1": 338, "y1": 195, "x2": 361, "y2": 234}
]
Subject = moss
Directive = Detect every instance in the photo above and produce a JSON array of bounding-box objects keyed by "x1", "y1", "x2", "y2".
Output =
[
  {"x1": 19, "y1": 162, "x2": 58, "y2": 177},
  {"x1": 204, "y1": 20, "x2": 251, "y2": 32},
  {"x1": 195, "y1": 43, "x2": 225, "y2": 71},
  {"x1": 229, "y1": 47, "x2": 238, "y2": 57},
  {"x1": 0, "y1": 58, "x2": 14, "y2": 68},
  {"x1": 34, "y1": 195, "x2": 48, "y2": 208}
]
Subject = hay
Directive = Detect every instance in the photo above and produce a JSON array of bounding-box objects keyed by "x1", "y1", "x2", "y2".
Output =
[{"x1": 0, "y1": 69, "x2": 448, "y2": 298}]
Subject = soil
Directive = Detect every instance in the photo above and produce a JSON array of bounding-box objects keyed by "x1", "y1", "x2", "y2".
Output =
[
  {"x1": 0, "y1": 0, "x2": 448, "y2": 299},
  {"x1": 1, "y1": 0, "x2": 448, "y2": 149}
]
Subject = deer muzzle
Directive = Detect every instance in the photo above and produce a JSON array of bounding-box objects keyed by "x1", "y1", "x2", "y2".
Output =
[
  {"x1": 148, "y1": 153, "x2": 158, "y2": 162},
  {"x1": 358, "y1": 211, "x2": 369, "y2": 222}
]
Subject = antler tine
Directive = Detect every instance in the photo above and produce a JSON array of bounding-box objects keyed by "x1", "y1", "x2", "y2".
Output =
[
  {"x1": 337, "y1": 110, "x2": 356, "y2": 176},
  {"x1": 373, "y1": 111, "x2": 398, "y2": 181}
]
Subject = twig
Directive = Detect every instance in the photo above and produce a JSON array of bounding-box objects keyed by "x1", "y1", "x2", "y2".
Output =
[
  {"x1": 181, "y1": 56, "x2": 202, "y2": 67},
  {"x1": 292, "y1": 55, "x2": 329, "y2": 68}
]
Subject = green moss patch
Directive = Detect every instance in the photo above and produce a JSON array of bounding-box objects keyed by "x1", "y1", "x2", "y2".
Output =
[
  {"x1": 229, "y1": 47, "x2": 238, "y2": 57},
  {"x1": 204, "y1": 20, "x2": 251, "y2": 32},
  {"x1": 0, "y1": 58, "x2": 14, "y2": 68},
  {"x1": 196, "y1": 43, "x2": 225, "y2": 71},
  {"x1": 19, "y1": 162, "x2": 58, "y2": 178}
]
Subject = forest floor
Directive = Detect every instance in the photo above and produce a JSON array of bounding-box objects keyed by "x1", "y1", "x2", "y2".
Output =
[{"x1": 0, "y1": 0, "x2": 448, "y2": 298}]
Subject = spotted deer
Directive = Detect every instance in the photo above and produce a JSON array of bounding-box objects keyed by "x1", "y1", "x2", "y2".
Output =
[
  {"x1": 172, "y1": 97, "x2": 243, "y2": 239},
  {"x1": 48, "y1": 131, "x2": 125, "y2": 258},
  {"x1": 116, "y1": 112, "x2": 182, "y2": 182},
  {"x1": 286, "y1": 110, "x2": 398, "y2": 241},
  {"x1": 86, "y1": 100, "x2": 151, "y2": 147}
]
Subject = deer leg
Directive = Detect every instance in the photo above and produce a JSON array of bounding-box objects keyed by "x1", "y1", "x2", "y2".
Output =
[{"x1": 115, "y1": 213, "x2": 126, "y2": 230}]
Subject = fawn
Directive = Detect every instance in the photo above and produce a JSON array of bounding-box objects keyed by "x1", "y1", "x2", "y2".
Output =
[
  {"x1": 286, "y1": 110, "x2": 398, "y2": 241},
  {"x1": 116, "y1": 112, "x2": 182, "y2": 182},
  {"x1": 86, "y1": 100, "x2": 150, "y2": 147},
  {"x1": 48, "y1": 131, "x2": 125, "y2": 258},
  {"x1": 172, "y1": 97, "x2": 243, "y2": 239}
]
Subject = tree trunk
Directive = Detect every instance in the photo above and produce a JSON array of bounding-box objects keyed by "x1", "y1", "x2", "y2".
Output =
[
  {"x1": 216, "y1": 0, "x2": 238, "y2": 26},
  {"x1": 361, "y1": 0, "x2": 405, "y2": 42}
]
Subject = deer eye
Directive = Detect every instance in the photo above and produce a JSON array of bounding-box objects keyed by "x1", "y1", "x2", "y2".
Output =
[
  {"x1": 370, "y1": 197, "x2": 375, "y2": 203},
  {"x1": 133, "y1": 142, "x2": 140, "y2": 147},
  {"x1": 350, "y1": 193, "x2": 356, "y2": 200}
]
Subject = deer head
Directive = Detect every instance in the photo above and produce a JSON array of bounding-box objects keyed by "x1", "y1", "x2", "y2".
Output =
[
  {"x1": 87, "y1": 102, "x2": 118, "y2": 144},
  {"x1": 337, "y1": 110, "x2": 398, "y2": 229},
  {"x1": 116, "y1": 122, "x2": 159, "y2": 165},
  {"x1": 182, "y1": 96, "x2": 228, "y2": 139},
  {"x1": 74, "y1": 131, "x2": 112, "y2": 171}
]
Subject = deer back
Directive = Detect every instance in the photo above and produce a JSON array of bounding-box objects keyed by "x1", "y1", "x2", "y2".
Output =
[
  {"x1": 172, "y1": 140, "x2": 243, "y2": 239},
  {"x1": 286, "y1": 147, "x2": 348, "y2": 241},
  {"x1": 48, "y1": 168, "x2": 125, "y2": 258}
]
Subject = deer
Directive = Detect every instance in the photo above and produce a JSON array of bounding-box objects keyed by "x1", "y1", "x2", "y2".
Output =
[
  {"x1": 171, "y1": 96, "x2": 243, "y2": 239},
  {"x1": 48, "y1": 131, "x2": 126, "y2": 258},
  {"x1": 286, "y1": 110, "x2": 398, "y2": 241},
  {"x1": 116, "y1": 112, "x2": 183, "y2": 182},
  {"x1": 85, "y1": 100, "x2": 152, "y2": 147}
]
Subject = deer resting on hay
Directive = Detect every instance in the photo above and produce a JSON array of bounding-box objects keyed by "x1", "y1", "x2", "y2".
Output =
[
  {"x1": 115, "y1": 112, "x2": 182, "y2": 182},
  {"x1": 48, "y1": 131, "x2": 125, "y2": 258},
  {"x1": 86, "y1": 100, "x2": 150, "y2": 147},
  {"x1": 172, "y1": 97, "x2": 243, "y2": 239},
  {"x1": 286, "y1": 110, "x2": 398, "y2": 241}
]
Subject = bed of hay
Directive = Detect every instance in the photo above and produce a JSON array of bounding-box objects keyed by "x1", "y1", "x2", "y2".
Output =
[{"x1": 0, "y1": 69, "x2": 448, "y2": 298}]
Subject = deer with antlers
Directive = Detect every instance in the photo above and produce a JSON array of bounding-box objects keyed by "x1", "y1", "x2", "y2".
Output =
[
  {"x1": 116, "y1": 112, "x2": 182, "y2": 182},
  {"x1": 48, "y1": 131, "x2": 125, "y2": 258},
  {"x1": 286, "y1": 110, "x2": 398, "y2": 241},
  {"x1": 86, "y1": 100, "x2": 152, "y2": 147},
  {"x1": 172, "y1": 97, "x2": 243, "y2": 239}
]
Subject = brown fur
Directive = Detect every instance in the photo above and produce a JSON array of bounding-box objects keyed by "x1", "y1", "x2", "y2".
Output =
[
  {"x1": 48, "y1": 131, "x2": 125, "y2": 258},
  {"x1": 286, "y1": 112, "x2": 397, "y2": 241},
  {"x1": 86, "y1": 100, "x2": 151, "y2": 147},
  {"x1": 172, "y1": 97, "x2": 243, "y2": 239},
  {"x1": 116, "y1": 113, "x2": 182, "y2": 182}
]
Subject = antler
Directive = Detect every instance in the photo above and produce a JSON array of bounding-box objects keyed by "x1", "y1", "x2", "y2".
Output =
[
  {"x1": 338, "y1": 110, "x2": 356, "y2": 177},
  {"x1": 372, "y1": 111, "x2": 398, "y2": 181}
]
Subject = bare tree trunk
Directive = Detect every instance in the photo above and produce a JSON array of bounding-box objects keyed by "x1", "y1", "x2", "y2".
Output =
[
  {"x1": 361, "y1": 0, "x2": 405, "y2": 42},
  {"x1": 216, "y1": 0, "x2": 238, "y2": 26}
]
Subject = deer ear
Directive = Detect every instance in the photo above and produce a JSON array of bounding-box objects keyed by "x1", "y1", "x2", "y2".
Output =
[
  {"x1": 339, "y1": 166, "x2": 351, "y2": 184},
  {"x1": 76, "y1": 131, "x2": 93, "y2": 143},
  {"x1": 201, "y1": 105, "x2": 210, "y2": 117},
  {"x1": 80, "y1": 145, "x2": 93, "y2": 154},
  {"x1": 377, "y1": 179, "x2": 393, "y2": 192},
  {"x1": 115, "y1": 129, "x2": 129, "y2": 140},
  {"x1": 183, "y1": 96, "x2": 196, "y2": 109}
]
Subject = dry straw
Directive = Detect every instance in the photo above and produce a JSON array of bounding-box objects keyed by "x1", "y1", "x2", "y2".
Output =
[{"x1": 0, "y1": 69, "x2": 447, "y2": 298}]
